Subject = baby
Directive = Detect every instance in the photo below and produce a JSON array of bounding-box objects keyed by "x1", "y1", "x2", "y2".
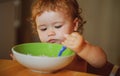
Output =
[{"x1": 12, "y1": 0, "x2": 120, "y2": 76}]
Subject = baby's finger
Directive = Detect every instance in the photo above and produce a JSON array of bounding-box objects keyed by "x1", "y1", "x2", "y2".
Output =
[
  {"x1": 10, "y1": 54, "x2": 16, "y2": 60},
  {"x1": 71, "y1": 32, "x2": 81, "y2": 39},
  {"x1": 64, "y1": 34, "x2": 70, "y2": 39},
  {"x1": 61, "y1": 41, "x2": 75, "y2": 50},
  {"x1": 64, "y1": 34, "x2": 74, "y2": 41},
  {"x1": 71, "y1": 32, "x2": 79, "y2": 36}
]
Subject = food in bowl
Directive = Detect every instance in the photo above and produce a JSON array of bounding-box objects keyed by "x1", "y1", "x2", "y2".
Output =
[{"x1": 12, "y1": 43, "x2": 75, "y2": 73}]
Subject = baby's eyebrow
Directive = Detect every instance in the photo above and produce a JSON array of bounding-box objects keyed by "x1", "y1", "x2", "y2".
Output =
[
  {"x1": 52, "y1": 21, "x2": 64, "y2": 25},
  {"x1": 37, "y1": 21, "x2": 64, "y2": 28},
  {"x1": 37, "y1": 24, "x2": 46, "y2": 28}
]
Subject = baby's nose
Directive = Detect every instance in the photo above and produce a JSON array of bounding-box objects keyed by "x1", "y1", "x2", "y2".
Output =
[{"x1": 48, "y1": 28, "x2": 55, "y2": 36}]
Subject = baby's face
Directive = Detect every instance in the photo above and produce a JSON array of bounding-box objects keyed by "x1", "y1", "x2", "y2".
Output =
[{"x1": 35, "y1": 11, "x2": 78, "y2": 44}]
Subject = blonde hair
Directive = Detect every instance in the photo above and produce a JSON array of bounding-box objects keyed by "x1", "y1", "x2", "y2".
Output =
[{"x1": 30, "y1": 0, "x2": 86, "y2": 34}]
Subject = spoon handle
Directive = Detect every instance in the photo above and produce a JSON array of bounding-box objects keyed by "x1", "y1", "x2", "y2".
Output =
[{"x1": 58, "y1": 46, "x2": 66, "y2": 56}]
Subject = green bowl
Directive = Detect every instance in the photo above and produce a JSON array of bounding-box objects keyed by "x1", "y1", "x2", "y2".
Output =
[
  {"x1": 13, "y1": 42, "x2": 75, "y2": 57},
  {"x1": 12, "y1": 42, "x2": 75, "y2": 73}
]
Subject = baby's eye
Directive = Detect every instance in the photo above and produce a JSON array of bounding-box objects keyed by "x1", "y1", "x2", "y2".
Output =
[
  {"x1": 54, "y1": 25, "x2": 62, "y2": 29},
  {"x1": 40, "y1": 28, "x2": 47, "y2": 31}
]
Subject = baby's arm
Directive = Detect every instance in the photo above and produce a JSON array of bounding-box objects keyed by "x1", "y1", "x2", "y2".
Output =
[
  {"x1": 62, "y1": 32, "x2": 107, "y2": 68},
  {"x1": 77, "y1": 42, "x2": 107, "y2": 68}
]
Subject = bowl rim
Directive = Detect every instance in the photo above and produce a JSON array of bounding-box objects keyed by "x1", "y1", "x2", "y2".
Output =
[
  {"x1": 12, "y1": 49, "x2": 76, "y2": 59},
  {"x1": 11, "y1": 42, "x2": 76, "y2": 58}
]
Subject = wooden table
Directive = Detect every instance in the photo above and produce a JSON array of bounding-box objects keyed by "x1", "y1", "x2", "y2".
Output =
[{"x1": 0, "y1": 59, "x2": 97, "y2": 76}]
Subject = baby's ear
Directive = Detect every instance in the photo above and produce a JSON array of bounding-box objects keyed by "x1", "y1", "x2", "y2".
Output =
[{"x1": 73, "y1": 18, "x2": 79, "y2": 31}]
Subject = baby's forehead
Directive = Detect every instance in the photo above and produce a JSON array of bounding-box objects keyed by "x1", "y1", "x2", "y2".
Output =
[
  {"x1": 39, "y1": 9, "x2": 72, "y2": 19},
  {"x1": 36, "y1": 10, "x2": 73, "y2": 22}
]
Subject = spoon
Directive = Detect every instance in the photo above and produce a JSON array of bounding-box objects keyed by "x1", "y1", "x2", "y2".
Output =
[{"x1": 58, "y1": 46, "x2": 66, "y2": 56}]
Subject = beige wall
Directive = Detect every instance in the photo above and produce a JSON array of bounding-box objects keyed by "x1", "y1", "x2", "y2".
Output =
[{"x1": 78, "y1": 0, "x2": 120, "y2": 65}]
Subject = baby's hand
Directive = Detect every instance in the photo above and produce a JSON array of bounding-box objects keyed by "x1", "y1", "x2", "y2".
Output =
[
  {"x1": 62, "y1": 32, "x2": 107, "y2": 68},
  {"x1": 10, "y1": 53, "x2": 16, "y2": 60},
  {"x1": 62, "y1": 32, "x2": 86, "y2": 53}
]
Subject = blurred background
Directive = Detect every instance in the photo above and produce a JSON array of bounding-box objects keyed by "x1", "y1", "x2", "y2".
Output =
[{"x1": 0, "y1": 0, "x2": 120, "y2": 65}]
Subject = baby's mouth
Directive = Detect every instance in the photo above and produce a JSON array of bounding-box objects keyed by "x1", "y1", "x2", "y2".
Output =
[{"x1": 47, "y1": 39, "x2": 61, "y2": 44}]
